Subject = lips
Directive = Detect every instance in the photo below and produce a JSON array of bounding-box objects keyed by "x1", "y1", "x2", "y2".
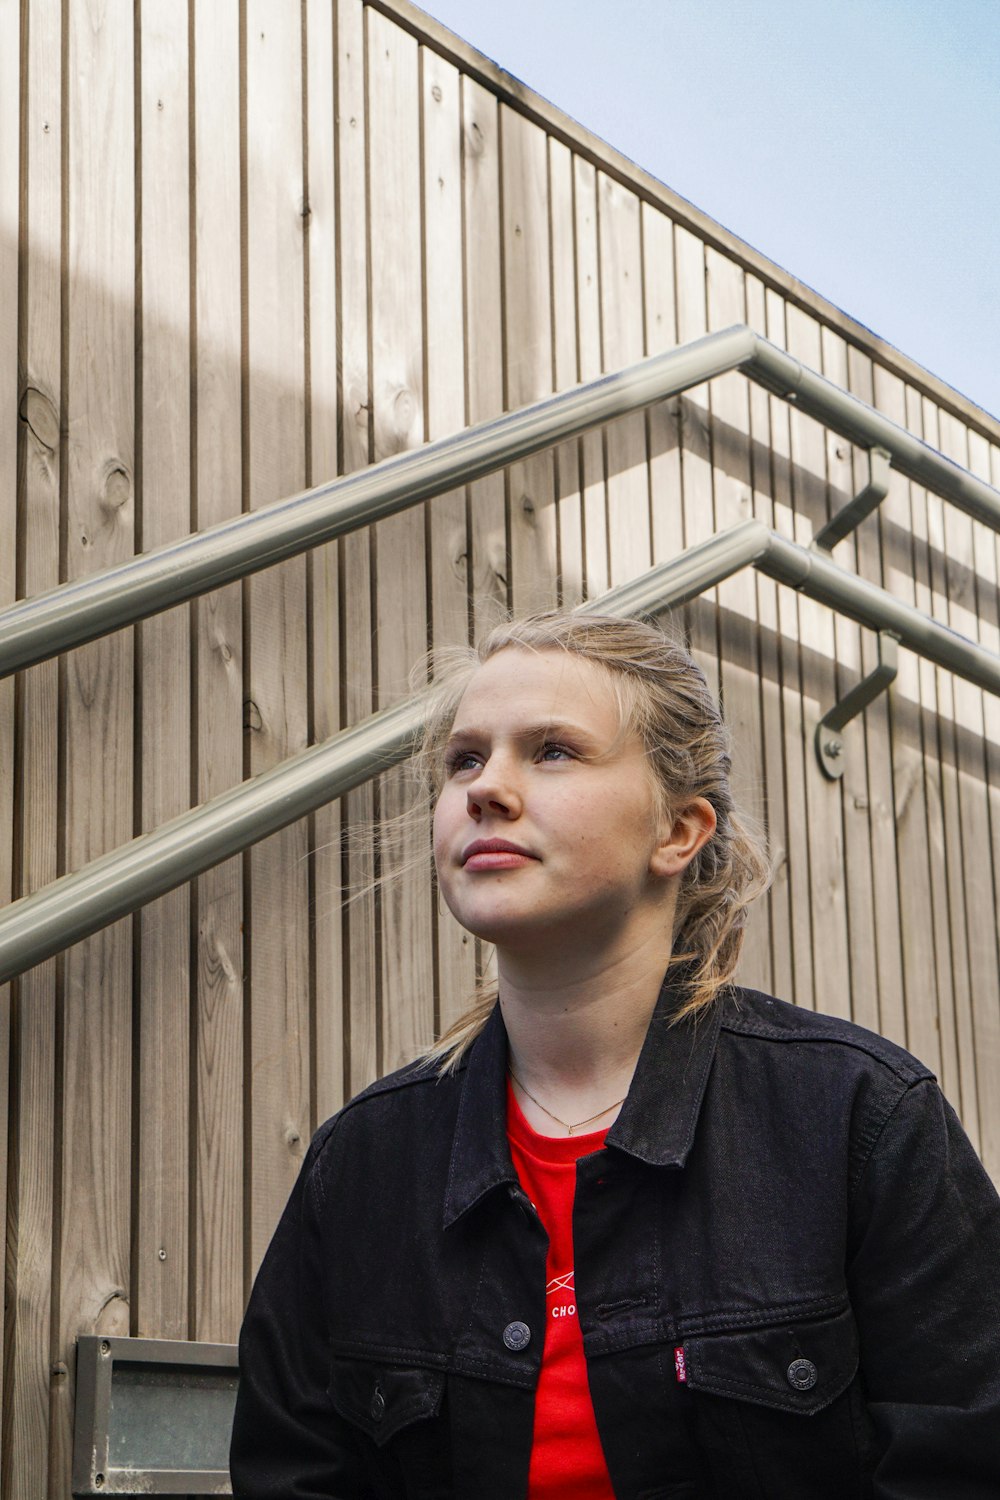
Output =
[{"x1": 461, "y1": 838, "x2": 537, "y2": 869}]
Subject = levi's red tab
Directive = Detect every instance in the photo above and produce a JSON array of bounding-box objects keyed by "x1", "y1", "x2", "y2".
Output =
[{"x1": 674, "y1": 1345, "x2": 687, "y2": 1384}]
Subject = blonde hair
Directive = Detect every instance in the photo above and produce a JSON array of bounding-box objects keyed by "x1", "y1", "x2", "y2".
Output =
[{"x1": 417, "y1": 611, "x2": 771, "y2": 1072}]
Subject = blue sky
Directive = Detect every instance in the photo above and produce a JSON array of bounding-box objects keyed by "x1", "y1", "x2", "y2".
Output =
[{"x1": 421, "y1": 0, "x2": 1000, "y2": 422}]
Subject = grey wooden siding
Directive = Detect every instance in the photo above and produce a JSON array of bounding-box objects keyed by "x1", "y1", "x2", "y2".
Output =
[{"x1": 2, "y1": 0, "x2": 999, "y2": 1492}]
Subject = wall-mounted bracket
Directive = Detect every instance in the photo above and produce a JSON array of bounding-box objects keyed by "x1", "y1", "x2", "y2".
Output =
[
  {"x1": 813, "y1": 446, "x2": 892, "y2": 552},
  {"x1": 815, "y1": 630, "x2": 899, "y2": 780}
]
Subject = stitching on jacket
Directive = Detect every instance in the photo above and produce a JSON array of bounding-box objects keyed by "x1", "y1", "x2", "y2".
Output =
[
  {"x1": 846, "y1": 1077, "x2": 928, "y2": 1206},
  {"x1": 722, "y1": 1018, "x2": 929, "y2": 1080},
  {"x1": 688, "y1": 1367, "x2": 854, "y2": 1410},
  {"x1": 329, "y1": 1340, "x2": 450, "y2": 1368},
  {"x1": 677, "y1": 1015, "x2": 722, "y2": 1151},
  {"x1": 306, "y1": 1116, "x2": 339, "y2": 1214},
  {"x1": 676, "y1": 1292, "x2": 848, "y2": 1336}
]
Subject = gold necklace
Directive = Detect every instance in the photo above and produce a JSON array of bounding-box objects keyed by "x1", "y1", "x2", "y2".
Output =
[{"x1": 507, "y1": 1064, "x2": 627, "y2": 1135}]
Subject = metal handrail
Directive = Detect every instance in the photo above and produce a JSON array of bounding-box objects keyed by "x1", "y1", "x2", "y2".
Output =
[
  {"x1": 2, "y1": 516, "x2": 999, "y2": 986},
  {"x1": 3, "y1": 325, "x2": 1000, "y2": 677}
]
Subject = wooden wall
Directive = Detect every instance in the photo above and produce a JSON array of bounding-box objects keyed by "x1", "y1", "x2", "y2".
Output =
[{"x1": 2, "y1": 0, "x2": 1000, "y2": 1492}]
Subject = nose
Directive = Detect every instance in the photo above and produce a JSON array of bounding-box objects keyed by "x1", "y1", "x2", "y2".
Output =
[{"x1": 466, "y1": 756, "x2": 522, "y2": 820}]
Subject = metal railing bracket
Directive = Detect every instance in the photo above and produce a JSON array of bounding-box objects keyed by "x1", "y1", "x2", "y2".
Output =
[
  {"x1": 813, "y1": 446, "x2": 892, "y2": 553},
  {"x1": 815, "y1": 629, "x2": 899, "y2": 780}
]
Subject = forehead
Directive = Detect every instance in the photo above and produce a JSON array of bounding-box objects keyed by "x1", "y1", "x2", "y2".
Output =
[{"x1": 449, "y1": 647, "x2": 625, "y2": 738}]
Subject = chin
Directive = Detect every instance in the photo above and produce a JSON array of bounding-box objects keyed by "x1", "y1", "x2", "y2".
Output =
[{"x1": 447, "y1": 903, "x2": 549, "y2": 950}]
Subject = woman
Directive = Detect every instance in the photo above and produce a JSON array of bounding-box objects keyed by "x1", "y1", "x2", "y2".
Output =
[{"x1": 230, "y1": 612, "x2": 1000, "y2": 1498}]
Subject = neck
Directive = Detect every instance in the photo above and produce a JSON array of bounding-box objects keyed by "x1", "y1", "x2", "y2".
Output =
[{"x1": 497, "y1": 924, "x2": 673, "y2": 1131}]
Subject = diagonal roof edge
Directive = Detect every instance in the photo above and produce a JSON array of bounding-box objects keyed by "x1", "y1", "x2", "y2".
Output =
[{"x1": 372, "y1": 0, "x2": 1000, "y2": 447}]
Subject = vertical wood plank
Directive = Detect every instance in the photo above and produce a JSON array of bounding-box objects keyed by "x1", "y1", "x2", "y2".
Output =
[
  {"x1": 462, "y1": 76, "x2": 506, "y2": 630},
  {"x1": 135, "y1": 0, "x2": 191, "y2": 1343},
  {"x1": 6, "y1": 0, "x2": 59, "y2": 1489},
  {"x1": 336, "y1": 0, "x2": 378, "y2": 1098},
  {"x1": 704, "y1": 249, "x2": 769, "y2": 987},
  {"x1": 986, "y1": 439, "x2": 1000, "y2": 1148},
  {"x1": 965, "y1": 427, "x2": 1000, "y2": 1161},
  {"x1": 307, "y1": 0, "x2": 346, "y2": 1126},
  {"x1": 548, "y1": 137, "x2": 583, "y2": 606},
  {"x1": 937, "y1": 409, "x2": 999, "y2": 1174},
  {"x1": 598, "y1": 171, "x2": 649, "y2": 586},
  {"x1": 892, "y1": 379, "x2": 959, "y2": 1103},
  {"x1": 642, "y1": 206, "x2": 683, "y2": 571},
  {"x1": 838, "y1": 342, "x2": 906, "y2": 1045},
  {"x1": 673, "y1": 225, "x2": 717, "y2": 692},
  {"x1": 367, "y1": 8, "x2": 433, "y2": 1073},
  {"x1": 55, "y1": 2, "x2": 136, "y2": 1492},
  {"x1": 864, "y1": 364, "x2": 940, "y2": 1062},
  {"x1": 745, "y1": 273, "x2": 789, "y2": 1001},
  {"x1": 785, "y1": 304, "x2": 850, "y2": 1020},
  {"x1": 245, "y1": 0, "x2": 310, "y2": 1273},
  {"x1": 573, "y1": 156, "x2": 607, "y2": 599},
  {"x1": 501, "y1": 105, "x2": 557, "y2": 612},
  {"x1": 422, "y1": 44, "x2": 476, "y2": 1034},
  {"x1": 193, "y1": 0, "x2": 245, "y2": 1342},
  {"x1": 764, "y1": 290, "x2": 813, "y2": 1009},
  {"x1": 819, "y1": 331, "x2": 882, "y2": 1038},
  {"x1": 920, "y1": 396, "x2": 980, "y2": 1147}
]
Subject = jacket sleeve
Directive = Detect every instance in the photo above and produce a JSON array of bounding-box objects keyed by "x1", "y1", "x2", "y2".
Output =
[
  {"x1": 847, "y1": 1077, "x2": 1000, "y2": 1499},
  {"x1": 229, "y1": 1123, "x2": 377, "y2": 1499}
]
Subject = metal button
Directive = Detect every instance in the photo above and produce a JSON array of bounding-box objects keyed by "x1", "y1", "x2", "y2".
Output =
[
  {"x1": 370, "y1": 1383, "x2": 385, "y2": 1421},
  {"x1": 787, "y1": 1357, "x2": 818, "y2": 1391},
  {"x1": 502, "y1": 1320, "x2": 531, "y2": 1352}
]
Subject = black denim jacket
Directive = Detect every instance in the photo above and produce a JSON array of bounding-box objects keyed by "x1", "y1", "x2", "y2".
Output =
[{"x1": 231, "y1": 981, "x2": 1000, "y2": 1498}]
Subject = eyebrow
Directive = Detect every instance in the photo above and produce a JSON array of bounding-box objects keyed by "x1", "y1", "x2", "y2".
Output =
[{"x1": 444, "y1": 719, "x2": 604, "y2": 748}]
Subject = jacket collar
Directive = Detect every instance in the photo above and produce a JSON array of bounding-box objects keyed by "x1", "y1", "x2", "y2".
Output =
[{"x1": 443, "y1": 968, "x2": 724, "y2": 1229}]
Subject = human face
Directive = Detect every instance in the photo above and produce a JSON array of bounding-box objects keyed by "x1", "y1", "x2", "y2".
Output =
[{"x1": 433, "y1": 647, "x2": 677, "y2": 962}]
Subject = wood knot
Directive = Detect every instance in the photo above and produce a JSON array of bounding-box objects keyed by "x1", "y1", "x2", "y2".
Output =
[
  {"x1": 19, "y1": 386, "x2": 59, "y2": 452},
  {"x1": 465, "y1": 121, "x2": 485, "y2": 158},
  {"x1": 103, "y1": 465, "x2": 131, "y2": 512},
  {"x1": 213, "y1": 633, "x2": 234, "y2": 667},
  {"x1": 394, "y1": 386, "x2": 417, "y2": 429},
  {"x1": 243, "y1": 698, "x2": 263, "y2": 732},
  {"x1": 379, "y1": 385, "x2": 419, "y2": 450},
  {"x1": 94, "y1": 1291, "x2": 130, "y2": 1337},
  {"x1": 521, "y1": 494, "x2": 536, "y2": 519},
  {"x1": 431, "y1": 83, "x2": 442, "y2": 103}
]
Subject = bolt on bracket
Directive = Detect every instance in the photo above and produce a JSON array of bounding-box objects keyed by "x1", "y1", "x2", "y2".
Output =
[
  {"x1": 813, "y1": 446, "x2": 892, "y2": 553},
  {"x1": 815, "y1": 630, "x2": 899, "y2": 781}
]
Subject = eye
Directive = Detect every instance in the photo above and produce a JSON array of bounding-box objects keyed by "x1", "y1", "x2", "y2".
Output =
[
  {"x1": 444, "y1": 747, "x2": 482, "y2": 775},
  {"x1": 537, "y1": 742, "x2": 574, "y2": 763}
]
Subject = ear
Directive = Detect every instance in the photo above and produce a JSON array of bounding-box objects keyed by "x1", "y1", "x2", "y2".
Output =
[{"x1": 650, "y1": 797, "x2": 717, "y2": 880}]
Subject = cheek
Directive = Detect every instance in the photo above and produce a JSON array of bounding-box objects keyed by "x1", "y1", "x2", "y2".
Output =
[{"x1": 432, "y1": 787, "x2": 461, "y2": 867}]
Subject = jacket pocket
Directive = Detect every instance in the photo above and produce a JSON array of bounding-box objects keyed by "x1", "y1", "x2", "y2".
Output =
[
  {"x1": 682, "y1": 1305, "x2": 859, "y2": 1416},
  {"x1": 328, "y1": 1355, "x2": 445, "y2": 1447}
]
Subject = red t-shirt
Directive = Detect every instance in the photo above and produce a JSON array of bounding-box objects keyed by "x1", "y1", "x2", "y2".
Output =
[{"x1": 506, "y1": 1081, "x2": 616, "y2": 1499}]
